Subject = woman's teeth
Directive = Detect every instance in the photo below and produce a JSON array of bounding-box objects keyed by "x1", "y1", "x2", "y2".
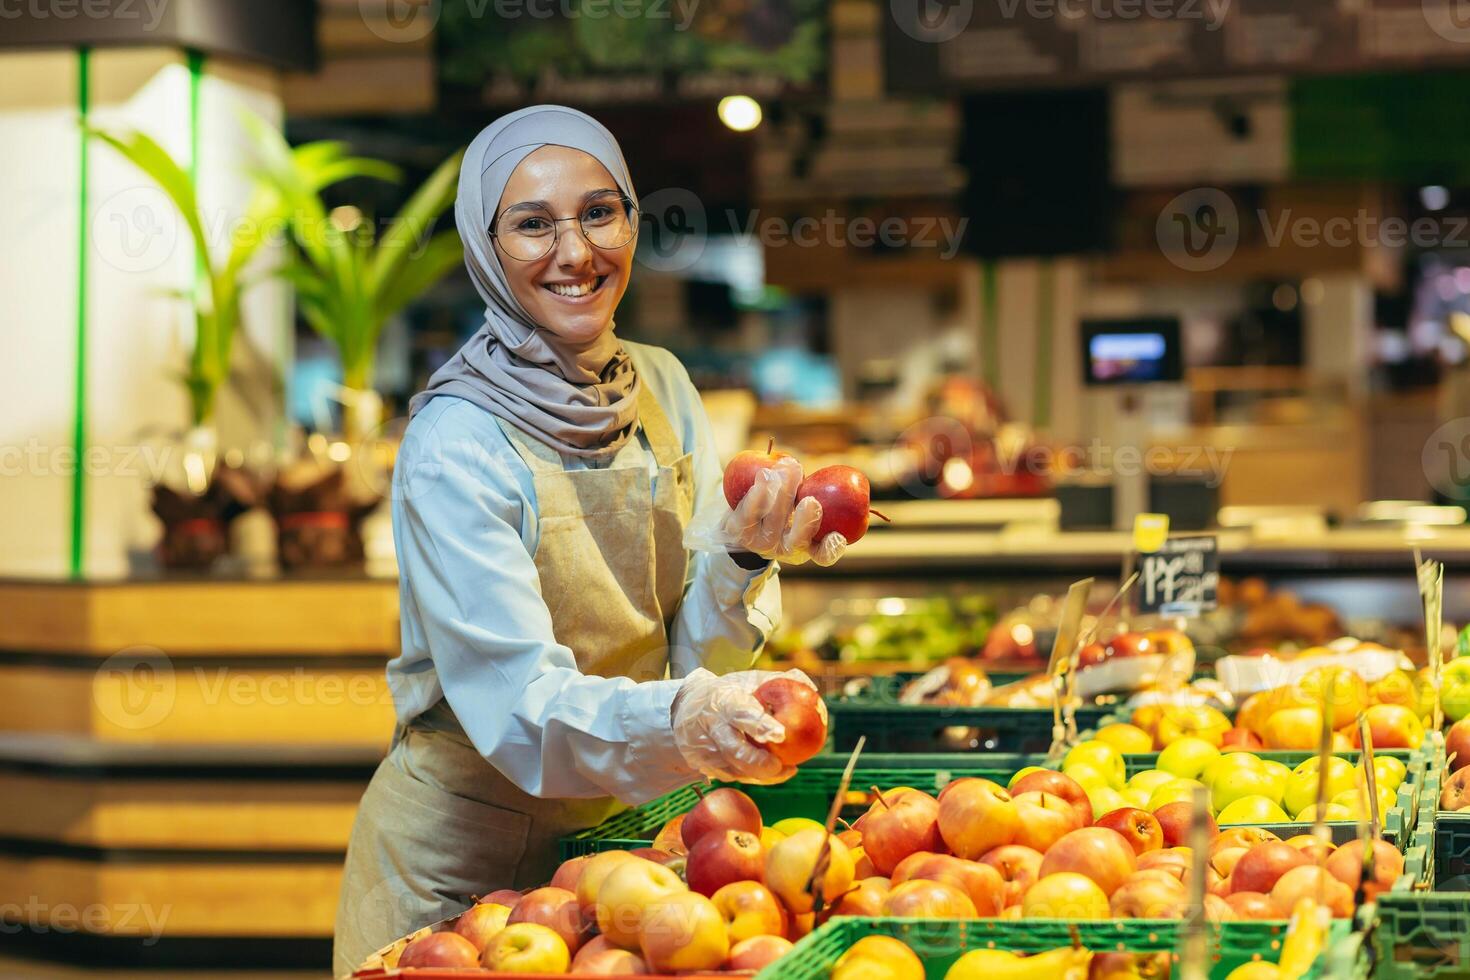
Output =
[{"x1": 544, "y1": 277, "x2": 603, "y2": 297}]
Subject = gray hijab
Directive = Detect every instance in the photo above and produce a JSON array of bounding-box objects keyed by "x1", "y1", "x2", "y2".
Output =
[{"x1": 409, "y1": 105, "x2": 641, "y2": 457}]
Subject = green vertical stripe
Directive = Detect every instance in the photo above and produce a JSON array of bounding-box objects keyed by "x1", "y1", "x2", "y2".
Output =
[
  {"x1": 1033, "y1": 260, "x2": 1054, "y2": 429},
  {"x1": 71, "y1": 47, "x2": 91, "y2": 579},
  {"x1": 187, "y1": 50, "x2": 204, "y2": 284},
  {"x1": 980, "y1": 262, "x2": 999, "y2": 390}
]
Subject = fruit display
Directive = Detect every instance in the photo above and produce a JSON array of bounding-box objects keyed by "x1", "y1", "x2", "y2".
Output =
[{"x1": 764, "y1": 595, "x2": 997, "y2": 670}]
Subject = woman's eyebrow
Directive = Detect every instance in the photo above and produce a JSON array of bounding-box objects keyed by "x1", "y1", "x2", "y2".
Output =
[{"x1": 501, "y1": 200, "x2": 550, "y2": 214}]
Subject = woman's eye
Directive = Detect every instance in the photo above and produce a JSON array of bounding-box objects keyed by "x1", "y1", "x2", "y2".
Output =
[
  {"x1": 583, "y1": 206, "x2": 613, "y2": 223},
  {"x1": 516, "y1": 217, "x2": 551, "y2": 233}
]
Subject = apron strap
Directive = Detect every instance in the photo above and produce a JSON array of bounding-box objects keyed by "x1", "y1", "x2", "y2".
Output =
[
  {"x1": 635, "y1": 382, "x2": 686, "y2": 469},
  {"x1": 494, "y1": 418, "x2": 568, "y2": 474}
]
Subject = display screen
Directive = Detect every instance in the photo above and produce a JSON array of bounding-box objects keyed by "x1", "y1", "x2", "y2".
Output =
[{"x1": 1080, "y1": 319, "x2": 1183, "y2": 386}]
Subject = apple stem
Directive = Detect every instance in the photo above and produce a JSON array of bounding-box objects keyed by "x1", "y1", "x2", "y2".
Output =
[
  {"x1": 692, "y1": 783, "x2": 706, "y2": 799},
  {"x1": 869, "y1": 509, "x2": 891, "y2": 523},
  {"x1": 1068, "y1": 924, "x2": 1082, "y2": 950},
  {"x1": 870, "y1": 786, "x2": 890, "y2": 810},
  {"x1": 766, "y1": 437, "x2": 774, "y2": 454}
]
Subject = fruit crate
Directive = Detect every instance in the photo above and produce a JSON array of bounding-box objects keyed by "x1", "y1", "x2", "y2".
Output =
[
  {"x1": 561, "y1": 752, "x2": 1415, "y2": 859},
  {"x1": 825, "y1": 693, "x2": 1114, "y2": 754},
  {"x1": 1368, "y1": 893, "x2": 1470, "y2": 980},
  {"x1": 757, "y1": 916, "x2": 1355, "y2": 980}
]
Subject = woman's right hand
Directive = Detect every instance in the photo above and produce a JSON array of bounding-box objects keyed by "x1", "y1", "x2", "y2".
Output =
[
  {"x1": 721, "y1": 460, "x2": 846, "y2": 566},
  {"x1": 670, "y1": 668, "x2": 817, "y2": 784}
]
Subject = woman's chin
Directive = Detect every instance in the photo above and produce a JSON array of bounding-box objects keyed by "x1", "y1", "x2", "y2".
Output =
[{"x1": 537, "y1": 311, "x2": 616, "y2": 346}]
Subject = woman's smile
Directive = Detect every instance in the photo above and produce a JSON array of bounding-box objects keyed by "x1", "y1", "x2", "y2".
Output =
[{"x1": 542, "y1": 274, "x2": 609, "y2": 301}]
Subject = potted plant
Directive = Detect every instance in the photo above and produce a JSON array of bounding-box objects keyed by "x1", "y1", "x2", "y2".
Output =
[
  {"x1": 89, "y1": 120, "x2": 394, "y2": 570},
  {"x1": 251, "y1": 134, "x2": 466, "y2": 569}
]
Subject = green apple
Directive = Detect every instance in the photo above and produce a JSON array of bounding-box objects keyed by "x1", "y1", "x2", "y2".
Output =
[
  {"x1": 1372, "y1": 757, "x2": 1407, "y2": 793},
  {"x1": 1121, "y1": 786, "x2": 1152, "y2": 809},
  {"x1": 1008, "y1": 766, "x2": 1045, "y2": 790},
  {"x1": 1064, "y1": 764, "x2": 1110, "y2": 793},
  {"x1": 1064, "y1": 741, "x2": 1126, "y2": 789},
  {"x1": 1211, "y1": 766, "x2": 1278, "y2": 813},
  {"x1": 1148, "y1": 778, "x2": 1207, "y2": 812},
  {"x1": 1200, "y1": 752, "x2": 1265, "y2": 787},
  {"x1": 1296, "y1": 802, "x2": 1353, "y2": 821},
  {"x1": 1282, "y1": 757, "x2": 1355, "y2": 817},
  {"x1": 1127, "y1": 769, "x2": 1177, "y2": 795},
  {"x1": 1257, "y1": 759, "x2": 1291, "y2": 805},
  {"x1": 1331, "y1": 785, "x2": 1397, "y2": 819},
  {"x1": 1156, "y1": 738, "x2": 1220, "y2": 780},
  {"x1": 1216, "y1": 795, "x2": 1290, "y2": 824},
  {"x1": 1444, "y1": 659, "x2": 1470, "y2": 723},
  {"x1": 1088, "y1": 786, "x2": 1128, "y2": 820}
]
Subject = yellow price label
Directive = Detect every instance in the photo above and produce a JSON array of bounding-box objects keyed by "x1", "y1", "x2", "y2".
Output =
[{"x1": 1133, "y1": 513, "x2": 1170, "y2": 553}]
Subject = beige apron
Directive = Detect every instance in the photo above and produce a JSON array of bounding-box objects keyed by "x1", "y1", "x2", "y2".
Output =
[{"x1": 333, "y1": 385, "x2": 694, "y2": 976}]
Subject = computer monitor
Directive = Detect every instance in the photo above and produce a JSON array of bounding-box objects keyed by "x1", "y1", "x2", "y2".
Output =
[{"x1": 1080, "y1": 318, "x2": 1183, "y2": 386}]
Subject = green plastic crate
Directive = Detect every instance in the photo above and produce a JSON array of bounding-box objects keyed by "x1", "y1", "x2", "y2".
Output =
[
  {"x1": 1371, "y1": 894, "x2": 1470, "y2": 980},
  {"x1": 561, "y1": 751, "x2": 1413, "y2": 858},
  {"x1": 826, "y1": 698, "x2": 1113, "y2": 754},
  {"x1": 754, "y1": 917, "x2": 1352, "y2": 980}
]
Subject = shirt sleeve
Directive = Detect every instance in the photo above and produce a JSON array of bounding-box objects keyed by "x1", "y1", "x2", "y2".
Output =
[
  {"x1": 660, "y1": 359, "x2": 784, "y2": 680},
  {"x1": 393, "y1": 409, "x2": 700, "y2": 804}
]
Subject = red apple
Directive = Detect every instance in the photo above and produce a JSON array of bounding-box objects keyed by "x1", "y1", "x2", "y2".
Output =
[
  {"x1": 686, "y1": 829, "x2": 765, "y2": 897},
  {"x1": 1448, "y1": 718, "x2": 1470, "y2": 772},
  {"x1": 1153, "y1": 801, "x2": 1217, "y2": 849},
  {"x1": 399, "y1": 932, "x2": 480, "y2": 968},
  {"x1": 794, "y1": 465, "x2": 890, "y2": 544},
  {"x1": 710, "y1": 880, "x2": 787, "y2": 943},
  {"x1": 482, "y1": 888, "x2": 524, "y2": 909},
  {"x1": 1136, "y1": 847, "x2": 1192, "y2": 883},
  {"x1": 683, "y1": 788, "x2": 762, "y2": 849},
  {"x1": 1209, "y1": 827, "x2": 1280, "y2": 860},
  {"x1": 860, "y1": 789, "x2": 942, "y2": 875},
  {"x1": 1442, "y1": 767, "x2": 1470, "y2": 810},
  {"x1": 751, "y1": 678, "x2": 827, "y2": 767},
  {"x1": 550, "y1": 856, "x2": 590, "y2": 893},
  {"x1": 729, "y1": 935, "x2": 795, "y2": 971},
  {"x1": 823, "y1": 877, "x2": 890, "y2": 919},
  {"x1": 1094, "y1": 808, "x2": 1164, "y2": 856},
  {"x1": 1110, "y1": 872, "x2": 1187, "y2": 918},
  {"x1": 1107, "y1": 632, "x2": 1153, "y2": 659},
  {"x1": 1009, "y1": 769, "x2": 1093, "y2": 827},
  {"x1": 1078, "y1": 642, "x2": 1108, "y2": 668},
  {"x1": 454, "y1": 902, "x2": 512, "y2": 952},
  {"x1": 1282, "y1": 835, "x2": 1336, "y2": 863},
  {"x1": 508, "y1": 886, "x2": 588, "y2": 955},
  {"x1": 1221, "y1": 727, "x2": 1265, "y2": 750},
  {"x1": 890, "y1": 853, "x2": 1005, "y2": 916},
  {"x1": 1038, "y1": 827, "x2": 1138, "y2": 896},
  {"x1": 1013, "y1": 791, "x2": 1085, "y2": 852},
  {"x1": 724, "y1": 442, "x2": 797, "y2": 509},
  {"x1": 652, "y1": 815, "x2": 688, "y2": 856},
  {"x1": 1230, "y1": 843, "x2": 1309, "y2": 896},
  {"x1": 1271, "y1": 866, "x2": 1353, "y2": 918},
  {"x1": 938, "y1": 779, "x2": 1019, "y2": 858},
  {"x1": 1225, "y1": 891, "x2": 1277, "y2": 920},
  {"x1": 1325, "y1": 839, "x2": 1405, "y2": 901},
  {"x1": 879, "y1": 879, "x2": 978, "y2": 918},
  {"x1": 571, "y1": 947, "x2": 648, "y2": 975},
  {"x1": 979, "y1": 845, "x2": 1043, "y2": 907}
]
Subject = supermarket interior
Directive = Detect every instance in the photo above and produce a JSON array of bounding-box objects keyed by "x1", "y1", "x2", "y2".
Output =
[{"x1": 12, "y1": 0, "x2": 1470, "y2": 978}]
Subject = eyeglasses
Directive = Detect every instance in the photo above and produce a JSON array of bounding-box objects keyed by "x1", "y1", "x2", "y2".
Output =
[{"x1": 490, "y1": 191, "x2": 638, "y2": 262}]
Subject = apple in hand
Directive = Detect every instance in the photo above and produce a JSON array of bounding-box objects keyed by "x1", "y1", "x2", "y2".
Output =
[
  {"x1": 861, "y1": 789, "x2": 942, "y2": 875},
  {"x1": 751, "y1": 678, "x2": 827, "y2": 766},
  {"x1": 1154, "y1": 801, "x2": 1216, "y2": 848},
  {"x1": 1325, "y1": 839, "x2": 1405, "y2": 901},
  {"x1": 1039, "y1": 827, "x2": 1138, "y2": 896},
  {"x1": 1013, "y1": 791, "x2": 1085, "y2": 852},
  {"x1": 729, "y1": 935, "x2": 795, "y2": 972},
  {"x1": 711, "y1": 881, "x2": 787, "y2": 943},
  {"x1": 795, "y1": 465, "x2": 890, "y2": 545},
  {"x1": 593, "y1": 860, "x2": 684, "y2": 950},
  {"x1": 979, "y1": 845, "x2": 1043, "y2": 907},
  {"x1": 938, "y1": 779, "x2": 1019, "y2": 858},
  {"x1": 724, "y1": 441, "x2": 796, "y2": 508},
  {"x1": 1010, "y1": 769, "x2": 1093, "y2": 828},
  {"x1": 400, "y1": 932, "x2": 481, "y2": 968},
  {"x1": 1094, "y1": 807, "x2": 1164, "y2": 855},
  {"x1": 1229, "y1": 843, "x2": 1309, "y2": 896},
  {"x1": 482, "y1": 922, "x2": 571, "y2": 974},
  {"x1": 686, "y1": 829, "x2": 764, "y2": 897},
  {"x1": 639, "y1": 892, "x2": 729, "y2": 973},
  {"x1": 683, "y1": 788, "x2": 762, "y2": 849},
  {"x1": 891, "y1": 852, "x2": 1005, "y2": 916}
]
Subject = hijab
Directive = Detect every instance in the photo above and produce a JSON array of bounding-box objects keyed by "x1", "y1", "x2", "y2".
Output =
[{"x1": 409, "y1": 105, "x2": 641, "y2": 457}]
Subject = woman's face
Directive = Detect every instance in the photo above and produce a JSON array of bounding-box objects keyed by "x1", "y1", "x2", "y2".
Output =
[{"x1": 493, "y1": 146, "x2": 636, "y2": 345}]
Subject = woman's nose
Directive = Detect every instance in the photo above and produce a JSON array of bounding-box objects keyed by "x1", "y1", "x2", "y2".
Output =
[{"x1": 554, "y1": 222, "x2": 593, "y2": 267}]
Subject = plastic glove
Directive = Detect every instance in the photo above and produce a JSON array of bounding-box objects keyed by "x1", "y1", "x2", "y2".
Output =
[
  {"x1": 702, "y1": 460, "x2": 849, "y2": 566},
  {"x1": 670, "y1": 668, "x2": 823, "y2": 784}
]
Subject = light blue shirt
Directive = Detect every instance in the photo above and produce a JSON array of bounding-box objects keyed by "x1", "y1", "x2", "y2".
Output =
[{"x1": 387, "y1": 342, "x2": 781, "y2": 804}]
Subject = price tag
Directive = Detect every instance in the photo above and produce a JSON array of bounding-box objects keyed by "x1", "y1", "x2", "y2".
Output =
[{"x1": 1137, "y1": 536, "x2": 1219, "y2": 617}]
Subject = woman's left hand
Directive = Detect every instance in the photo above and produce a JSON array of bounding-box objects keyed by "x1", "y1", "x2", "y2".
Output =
[{"x1": 720, "y1": 460, "x2": 847, "y2": 566}]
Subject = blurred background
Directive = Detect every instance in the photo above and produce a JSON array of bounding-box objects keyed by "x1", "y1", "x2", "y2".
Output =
[{"x1": 7, "y1": 0, "x2": 1470, "y2": 975}]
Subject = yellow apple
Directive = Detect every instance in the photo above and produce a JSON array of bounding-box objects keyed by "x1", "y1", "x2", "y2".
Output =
[
  {"x1": 1295, "y1": 803, "x2": 1353, "y2": 822},
  {"x1": 766, "y1": 828, "x2": 854, "y2": 914},
  {"x1": 1064, "y1": 741, "x2": 1126, "y2": 789},
  {"x1": 1154, "y1": 705, "x2": 1231, "y2": 748},
  {"x1": 1148, "y1": 779, "x2": 1207, "y2": 812},
  {"x1": 638, "y1": 892, "x2": 729, "y2": 972},
  {"x1": 832, "y1": 935, "x2": 924, "y2": 980},
  {"x1": 1215, "y1": 795, "x2": 1289, "y2": 824},
  {"x1": 1089, "y1": 786, "x2": 1128, "y2": 819},
  {"x1": 1128, "y1": 769, "x2": 1178, "y2": 794},
  {"x1": 482, "y1": 923, "x2": 571, "y2": 974},
  {"x1": 771, "y1": 817, "x2": 825, "y2": 837},
  {"x1": 1157, "y1": 738, "x2": 1221, "y2": 780},
  {"x1": 1095, "y1": 723, "x2": 1155, "y2": 755},
  {"x1": 595, "y1": 856, "x2": 686, "y2": 949},
  {"x1": 1263, "y1": 707, "x2": 1325, "y2": 750}
]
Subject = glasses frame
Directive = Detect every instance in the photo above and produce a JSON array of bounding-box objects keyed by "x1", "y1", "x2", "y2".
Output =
[{"x1": 489, "y1": 194, "x2": 640, "y2": 262}]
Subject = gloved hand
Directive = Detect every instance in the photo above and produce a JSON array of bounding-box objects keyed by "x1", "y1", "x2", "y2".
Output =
[
  {"x1": 718, "y1": 461, "x2": 847, "y2": 567},
  {"x1": 670, "y1": 668, "x2": 824, "y2": 784}
]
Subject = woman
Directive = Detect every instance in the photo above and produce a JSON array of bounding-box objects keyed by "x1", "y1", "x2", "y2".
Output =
[{"x1": 333, "y1": 105, "x2": 846, "y2": 975}]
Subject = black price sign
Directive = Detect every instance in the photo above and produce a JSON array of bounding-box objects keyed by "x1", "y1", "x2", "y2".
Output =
[{"x1": 1138, "y1": 537, "x2": 1219, "y2": 617}]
